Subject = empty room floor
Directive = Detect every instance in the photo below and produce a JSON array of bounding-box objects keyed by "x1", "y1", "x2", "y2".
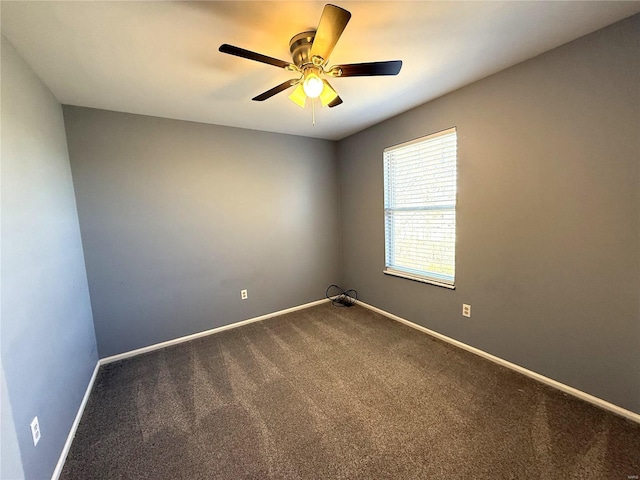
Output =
[{"x1": 61, "y1": 303, "x2": 640, "y2": 479}]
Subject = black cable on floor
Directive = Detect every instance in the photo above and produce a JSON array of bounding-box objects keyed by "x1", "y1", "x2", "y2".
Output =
[{"x1": 325, "y1": 285, "x2": 358, "y2": 307}]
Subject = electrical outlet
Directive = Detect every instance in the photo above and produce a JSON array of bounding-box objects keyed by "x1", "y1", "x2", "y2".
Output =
[
  {"x1": 30, "y1": 416, "x2": 41, "y2": 446},
  {"x1": 462, "y1": 304, "x2": 471, "y2": 318},
  {"x1": 241, "y1": 289, "x2": 248, "y2": 300}
]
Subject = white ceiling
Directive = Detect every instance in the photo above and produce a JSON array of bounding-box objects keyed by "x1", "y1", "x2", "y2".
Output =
[{"x1": 2, "y1": 1, "x2": 639, "y2": 140}]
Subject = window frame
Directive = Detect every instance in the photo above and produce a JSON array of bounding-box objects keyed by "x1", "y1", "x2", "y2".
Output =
[{"x1": 383, "y1": 127, "x2": 458, "y2": 289}]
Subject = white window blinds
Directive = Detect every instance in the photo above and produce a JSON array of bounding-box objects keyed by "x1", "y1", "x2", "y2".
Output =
[{"x1": 383, "y1": 127, "x2": 457, "y2": 287}]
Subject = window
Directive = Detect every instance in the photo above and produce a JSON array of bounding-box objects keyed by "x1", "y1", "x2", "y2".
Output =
[{"x1": 383, "y1": 127, "x2": 457, "y2": 288}]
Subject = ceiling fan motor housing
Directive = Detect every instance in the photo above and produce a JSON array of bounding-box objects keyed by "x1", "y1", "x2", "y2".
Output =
[{"x1": 289, "y1": 31, "x2": 318, "y2": 68}]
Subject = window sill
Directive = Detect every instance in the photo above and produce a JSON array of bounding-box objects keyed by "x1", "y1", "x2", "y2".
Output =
[{"x1": 383, "y1": 269, "x2": 455, "y2": 290}]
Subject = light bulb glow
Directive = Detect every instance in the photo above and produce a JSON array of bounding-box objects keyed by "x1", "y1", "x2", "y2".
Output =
[{"x1": 302, "y1": 70, "x2": 324, "y2": 99}]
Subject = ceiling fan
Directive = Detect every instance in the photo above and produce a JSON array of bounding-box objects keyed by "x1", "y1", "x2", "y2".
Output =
[{"x1": 219, "y1": 4, "x2": 402, "y2": 110}]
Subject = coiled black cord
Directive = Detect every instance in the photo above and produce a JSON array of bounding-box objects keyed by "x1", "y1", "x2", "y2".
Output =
[{"x1": 325, "y1": 285, "x2": 358, "y2": 307}]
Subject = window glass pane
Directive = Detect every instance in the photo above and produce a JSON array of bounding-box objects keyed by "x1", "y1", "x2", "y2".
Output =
[{"x1": 383, "y1": 128, "x2": 457, "y2": 286}]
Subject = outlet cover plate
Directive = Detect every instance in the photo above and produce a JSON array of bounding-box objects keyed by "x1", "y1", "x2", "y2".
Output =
[{"x1": 30, "y1": 416, "x2": 41, "y2": 446}]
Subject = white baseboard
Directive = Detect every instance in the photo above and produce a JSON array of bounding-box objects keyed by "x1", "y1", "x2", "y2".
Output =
[
  {"x1": 52, "y1": 298, "x2": 330, "y2": 478},
  {"x1": 357, "y1": 300, "x2": 640, "y2": 425},
  {"x1": 51, "y1": 361, "x2": 100, "y2": 480},
  {"x1": 53, "y1": 296, "x2": 637, "y2": 480},
  {"x1": 100, "y1": 298, "x2": 330, "y2": 365}
]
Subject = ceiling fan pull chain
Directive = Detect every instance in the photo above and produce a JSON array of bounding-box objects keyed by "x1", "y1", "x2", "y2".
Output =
[{"x1": 312, "y1": 98, "x2": 316, "y2": 126}]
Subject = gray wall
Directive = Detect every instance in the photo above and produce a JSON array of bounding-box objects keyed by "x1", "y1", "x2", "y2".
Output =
[
  {"x1": 1, "y1": 37, "x2": 98, "y2": 479},
  {"x1": 337, "y1": 15, "x2": 640, "y2": 414},
  {"x1": 1, "y1": 363, "x2": 25, "y2": 480},
  {"x1": 63, "y1": 107, "x2": 341, "y2": 358}
]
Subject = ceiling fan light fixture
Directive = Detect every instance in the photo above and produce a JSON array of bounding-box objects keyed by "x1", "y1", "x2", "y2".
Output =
[
  {"x1": 319, "y1": 80, "x2": 338, "y2": 107},
  {"x1": 302, "y1": 68, "x2": 324, "y2": 98},
  {"x1": 288, "y1": 84, "x2": 307, "y2": 108}
]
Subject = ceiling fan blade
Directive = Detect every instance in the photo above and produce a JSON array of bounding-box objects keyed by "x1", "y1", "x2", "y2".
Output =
[
  {"x1": 328, "y1": 96, "x2": 343, "y2": 108},
  {"x1": 310, "y1": 4, "x2": 351, "y2": 63},
  {"x1": 252, "y1": 79, "x2": 299, "y2": 102},
  {"x1": 332, "y1": 60, "x2": 403, "y2": 77},
  {"x1": 219, "y1": 44, "x2": 293, "y2": 69}
]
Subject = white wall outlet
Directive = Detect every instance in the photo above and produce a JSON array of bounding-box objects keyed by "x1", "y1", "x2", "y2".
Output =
[
  {"x1": 240, "y1": 289, "x2": 248, "y2": 300},
  {"x1": 462, "y1": 304, "x2": 471, "y2": 318},
  {"x1": 30, "y1": 416, "x2": 41, "y2": 446}
]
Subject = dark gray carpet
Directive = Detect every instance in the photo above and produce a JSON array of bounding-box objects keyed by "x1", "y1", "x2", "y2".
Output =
[{"x1": 61, "y1": 303, "x2": 640, "y2": 479}]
